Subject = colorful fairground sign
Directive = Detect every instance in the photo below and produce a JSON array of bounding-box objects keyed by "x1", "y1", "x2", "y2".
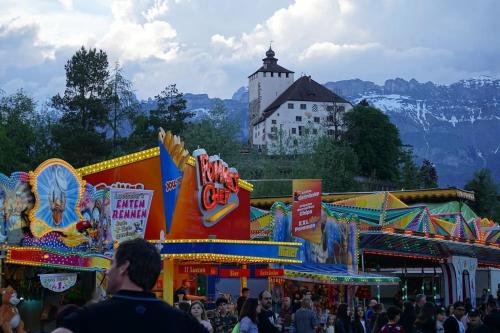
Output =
[{"x1": 0, "y1": 159, "x2": 155, "y2": 270}]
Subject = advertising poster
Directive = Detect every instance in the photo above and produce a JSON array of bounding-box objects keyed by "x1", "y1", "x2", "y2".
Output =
[
  {"x1": 292, "y1": 179, "x2": 322, "y2": 242},
  {"x1": 109, "y1": 187, "x2": 153, "y2": 243},
  {"x1": 272, "y1": 202, "x2": 358, "y2": 273}
]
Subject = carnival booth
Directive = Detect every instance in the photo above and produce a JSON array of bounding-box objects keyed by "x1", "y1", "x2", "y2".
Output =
[
  {"x1": 251, "y1": 189, "x2": 500, "y2": 306},
  {"x1": 249, "y1": 181, "x2": 399, "y2": 311},
  {"x1": 0, "y1": 160, "x2": 115, "y2": 331},
  {"x1": 78, "y1": 130, "x2": 302, "y2": 304}
]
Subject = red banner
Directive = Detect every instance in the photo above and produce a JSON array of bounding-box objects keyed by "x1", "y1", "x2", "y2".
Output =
[
  {"x1": 355, "y1": 286, "x2": 372, "y2": 299},
  {"x1": 219, "y1": 268, "x2": 250, "y2": 278},
  {"x1": 177, "y1": 265, "x2": 218, "y2": 275},
  {"x1": 292, "y1": 179, "x2": 322, "y2": 242},
  {"x1": 254, "y1": 268, "x2": 284, "y2": 277}
]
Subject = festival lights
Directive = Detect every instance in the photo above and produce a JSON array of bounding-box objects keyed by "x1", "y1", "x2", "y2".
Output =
[
  {"x1": 76, "y1": 147, "x2": 254, "y2": 192},
  {"x1": 160, "y1": 253, "x2": 301, "y2": 264}
]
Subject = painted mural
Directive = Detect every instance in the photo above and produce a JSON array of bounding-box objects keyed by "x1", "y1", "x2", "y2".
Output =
[
  {"x1": 271, "y1": 202, "x2": 358, "y2": 272},
  {"x1": 0, "y1": 159, "x2": 154, "y2": 255},
  {"x1": 0, "y1": 172, "x2": 35, "y2": 244}
]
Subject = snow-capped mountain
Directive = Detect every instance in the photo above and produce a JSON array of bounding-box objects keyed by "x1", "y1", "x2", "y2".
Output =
[
  {"x1": 324, "y1": 76, "x2": 500, "y2": 186},
  {"x1": 142, "y1": 77, "x2": 498, "y2": 187}
]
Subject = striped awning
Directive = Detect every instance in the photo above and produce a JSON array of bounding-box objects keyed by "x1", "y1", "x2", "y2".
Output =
[{"x1": 283, "y1": 264, "x2": 399, "y2": 286}]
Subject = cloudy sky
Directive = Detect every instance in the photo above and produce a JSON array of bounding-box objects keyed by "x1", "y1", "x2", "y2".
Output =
[{"x1": 1, "y1": 0, "x2": 498, "y2": 101}]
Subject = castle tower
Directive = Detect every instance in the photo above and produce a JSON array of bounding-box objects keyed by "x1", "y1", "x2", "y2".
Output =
[{"x1": 248, "y1": 47, "x2": 294, "y2": 143}]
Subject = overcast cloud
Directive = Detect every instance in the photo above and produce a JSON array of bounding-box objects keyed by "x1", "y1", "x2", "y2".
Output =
[{"x1": 0, "y1": 0, "x2": 498, "y2": 101}]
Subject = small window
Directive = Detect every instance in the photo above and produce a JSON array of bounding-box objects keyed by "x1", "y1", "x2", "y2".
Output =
[
  {"x1": 300, "y1": 104, "x2": 307, "y2": 110},
  {"x1": 312, "y1": 104, "x2": 318, "y2": 112},
  {"x1": 263, "y1": 72, "x2": 267, "y2": 77},
  {"x1": 271, "y1": 119, "x2": 277, "y2": 124},
  {"x1": 286, "y1": 73, "x2": 289, "y2": 78},
  {"x1": 338, "y1": 105, "x2": 345, "y2": 112},
  {"x1": 314, "y1": 117, "x2": 320, "y2": 123},
  {"x1": 327, "y1": 129, "x2": 334, "y2": 136},
  {"x1": 271, "y1": 72, "x2": 274, "y2": 77},
  {"x1": 271, "y1": 127, "x2": 277, "y2": 133},
  {"x1": 313, "y1": 129, "x2": 318, "y2": 134},
  {"x1": 278, "y1": 73, "x2": 282, "y2": 77},
  {"x1": 327, "y1": 105, "x2": 334, "y2": 112},
  {"x1": 291, "y1": 128, "x2": 297, "y2": 134},
  {"x1": 327, "y1": 115, "x2": 334, "y2": 122},
  {"x1": 288, "y1": 103, "x2": 294, "y2": 109},
  {"x1": 299, "y1": 126, "x2": 304, "y2": 136},
  {"x1": 296, "y1": 116, "x2": 302, "y2": 122}
]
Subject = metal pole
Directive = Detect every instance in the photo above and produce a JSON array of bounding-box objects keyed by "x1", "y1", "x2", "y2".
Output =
[{"x1": 361, "y1": 250, "x2": 365, "y2": 273}]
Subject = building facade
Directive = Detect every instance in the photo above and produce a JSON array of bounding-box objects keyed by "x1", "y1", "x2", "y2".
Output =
[{"x1": 248, "y1": 48, "x2": 352, "y2": 153}]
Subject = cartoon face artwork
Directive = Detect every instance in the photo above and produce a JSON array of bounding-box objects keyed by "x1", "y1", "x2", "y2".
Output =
[{"x1": 48, "y1": 166, "x2": 68, "y2": 226}]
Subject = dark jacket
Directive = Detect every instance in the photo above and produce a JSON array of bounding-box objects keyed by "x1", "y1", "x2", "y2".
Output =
[
  {"x1": 443, "y1": 316, "x2": 461, "y2": 333},
  {"x1": 352, "y1": 319, "x2": 368, "y2": 333},
  {"x1": 335, "y1": 318, "x2": 353, "y2": 333},
  {"x1": 258, "y1": 309, "x2": 280, "y2": 333}
]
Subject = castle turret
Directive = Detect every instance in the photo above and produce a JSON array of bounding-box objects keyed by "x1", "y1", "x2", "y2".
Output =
[{"x1": 248, "y1": 47, "x2": 294, "y2": 143}]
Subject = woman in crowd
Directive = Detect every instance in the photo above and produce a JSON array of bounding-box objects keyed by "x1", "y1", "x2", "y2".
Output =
[
  {"x1": 370, "y1": 305, "x2": 388, "y2": 333},
  {"x1": 239, "y1": 298, "x2": 261, "y2": 333},
  {"x1": 414, "y1": 303, "x2": 436, "y2": 333},
  {"x1": 398, "y1": 301, "x2": 417, "y2": 333},
  {"x1": 352, "y1": 306, "x2": 368, "y2": 333},
  {"x1": 326, "y1": 314, "x2": 337, "y2": 333},
  {"x1": 335, "y1": 303, "x2": 352, "y2": 333},
  {"x1": 190, "y1": 301, "x2": 214, "y2": 333}
]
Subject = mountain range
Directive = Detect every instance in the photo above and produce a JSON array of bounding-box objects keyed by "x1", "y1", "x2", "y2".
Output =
[{"x1": 154, "y1": 76, "x2": 500, "y2": 187}]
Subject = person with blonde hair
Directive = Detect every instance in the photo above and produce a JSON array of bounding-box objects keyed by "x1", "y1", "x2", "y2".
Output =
[{"x1": 190, "y1": 301, "x2": 214, "y2": 333}]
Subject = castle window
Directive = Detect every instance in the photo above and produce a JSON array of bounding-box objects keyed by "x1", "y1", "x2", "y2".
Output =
[
  {"x1": 296, "y1": 116, "x2": 302, "y2": 122},
  {"x1": 291, "y1": 128, "x2": 297, "y2": 134},
  {"x1": 300, "y1": 104, "x2": 307, "y2": 110},
  {"x1": 286, "y1": 73, "x2": 289, "y2": 78},
  {"x1": 299, "y1": 126, "x2": 304, "y2": 136},
  {"x1": 314, "y1": 117, "x2": 320, "y2": 123},
  {"x1": 288, "y1": 103, "x2": 294, "y2": 109},
  {"x1": 271, "y1": 119, "x2": 277, "y2": 124},
  {"x1": 326, "y1": 105, "x2": 334, "y2": 112},
  {"x1": 312, "y1": 104, "x2": 318, "y2": 112}
]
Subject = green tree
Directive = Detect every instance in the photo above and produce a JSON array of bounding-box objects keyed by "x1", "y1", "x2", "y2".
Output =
[
  {"x1": 309, "y1": 137, "x2": 360, "y2": 192},
  {"x1": 128, "y1": 84, "x2": 191, "y2": 151},
  {"x1": 108, "y1": 61, "x2": 140, "y2": 155},
  {"x1": 465, "y1": 168, "x2": 500, "y2": 221},
  {"x1": 398, "y1": 146, "x2": 421, "y2": 189},
  {"x1": 150, "y1": 84, "x2": 192, "y2": 135},
  {"x1": 183, "y1": 100, "x2": 240, "y2": 164},
  {"x1": 418, "y1": 159, "x2": 438, "y2": 188},
  {"x1": 0, "y1": 90, "x2": 38, "y2": 173},
  {"x1": 51, "y1": 46, "x2": 112, "y2": 166},
  {"x1": 343, "y1": 104, "x2": 402, "y2": 182}
]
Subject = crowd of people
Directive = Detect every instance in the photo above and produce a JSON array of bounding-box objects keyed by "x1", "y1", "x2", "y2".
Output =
[
  {"x1": 48, "y1": 238, "x2": 500, "y2": 333},
  {"x1": 172, "y1": 288, "x2": 500, "y2": 333}
]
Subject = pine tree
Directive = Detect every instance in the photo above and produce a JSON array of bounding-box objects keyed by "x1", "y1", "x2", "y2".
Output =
[
  {"x1": 150, "y1": 84, "x2": 192, "y2": 135},
  {"x1": 418, "y1": 159, "x2": 438, "y2": 188},
  {"x1": 108, "y1": 61, "x2": 139, "y2": 155},
  {"x1": 51, "y1": 46, "x2": 113, "y2": 166},
  {"x1": 465, "y1": 168, "x2": 500, "y2": 221}
]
